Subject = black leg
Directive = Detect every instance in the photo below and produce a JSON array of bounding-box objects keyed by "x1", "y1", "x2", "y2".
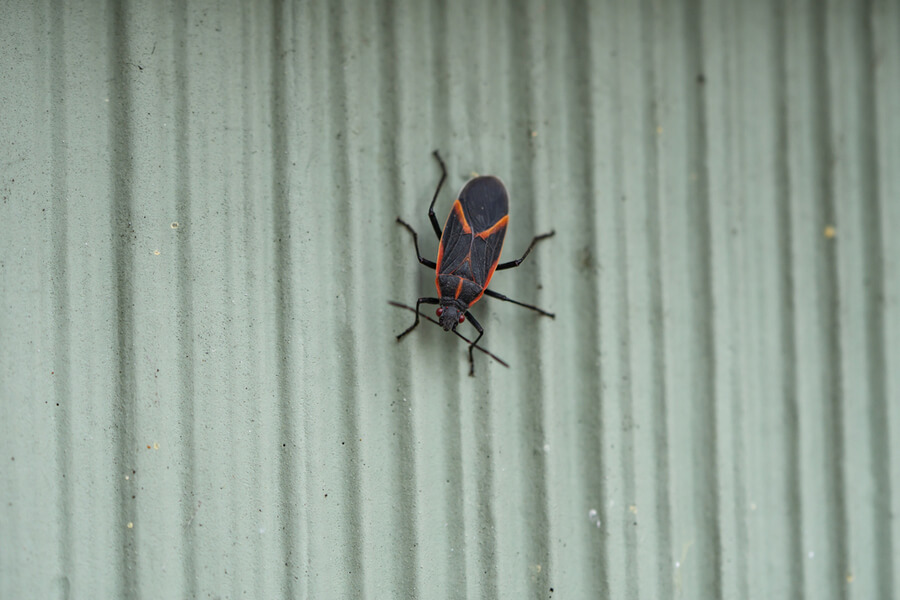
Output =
[
  {"x1": 427, "y1": 151, "x2": 448, "y2": 241},
  {"x1": 396, "y1": 297, "x2": 440, "y2": 341},
  {"x1": 388, "y1": 301, "x2": 510, "y2": 368},
  {"x1": 396, "y1": 218, "x2": 437, "y2": 269},
  {"x1": 463, "y1": 311, "x2": 484, "y2": 377},
  {"x1": 496, "y1": 231, "x2": 555, "y2": 270},
  {"x1": 483, "y1": 288, "x2": 554, "y2": 318}
]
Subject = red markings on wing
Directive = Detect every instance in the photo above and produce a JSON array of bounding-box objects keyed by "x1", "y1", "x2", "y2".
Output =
[
  {"x1": 475, "y1": 214, "x2": 508, "y2": 239},
  {"x1": 472, "y1": 214, "x2": 507, "y2": 296},
  {"x1": 435, "y1": 234, "x2": 445, "y2": 280},
  {"x1": 434, "y1": 197, "x2": 508, "y2": 303},
  {"x1": 471, "y1": 259, "x2": 500, "y2": 305},
  {"x1": 452, "y1": 200, "x2": 471, "y2": 234}
]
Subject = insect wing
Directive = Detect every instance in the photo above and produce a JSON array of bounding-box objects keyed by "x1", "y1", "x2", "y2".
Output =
[
  {"x1": 437, "y1": 176, "x2": 510, "y2": 287},
  {"x1": 436, "y1": 200, "x2": 475, "y2": 279},
  {"x1": 459, "y1": 176, "x2": 509, "y2": 287},
  {"x1": 458, "y1": 176, "x2": 509, "y2": 232}
]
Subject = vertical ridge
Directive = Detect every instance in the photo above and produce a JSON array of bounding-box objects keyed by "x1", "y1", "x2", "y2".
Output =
[
  {"x1": 720, "y1": 6, "x2": 748, "y2": 595},
  {"x1": 239, "y1": 3, "x2": 267, "y2": 596},
  {"x1": 270, "y1": 0, "x2": 298, "y2": 595},
  {"x1": 109, "y1": 0, "x2": 138, "y2": 595},
  {"x1": 326, "y1": 1, "x2": 364, "y2": 595},
  {"x1": 684, "y1": 0, "x2": 722, "y2": 595},
  {"x1": 812, "y1": 4, "x2": 849, "y2": 597},
  {"x1": 858, "y1": 0, "x2": 893, "y2": 596},
  {"x1": 509, "y1": 1, "x2": 550, "y2": 598},
  {"x1": 563, "y1": 0, "x2": 605, "y2": 594},
  {"x1": 606, "y1": 0, "x2": 639, "y2": 596},
  {"x1": 641, "y1": 0, "x2": 674, "y2": 594},
  {"x1": 771, "y1": 0, "x2": 803, "y2": 596},
  {"x1": 171, "y1": 2, "x2": 197, "y2": 596},
  {"x1": 48, "y1": 1, "x2": 72, "y2": 592},
  {"x1": 474, "y1": 396, "x2": 497, "y2": 600},
  {"x1": 379, "y1": 0, "x2": 420, "y2": 595}
]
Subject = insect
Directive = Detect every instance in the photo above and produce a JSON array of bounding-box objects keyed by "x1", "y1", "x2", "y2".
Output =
[{"x1": 394, "y1": 151, "x2": 555, "y2": 376}]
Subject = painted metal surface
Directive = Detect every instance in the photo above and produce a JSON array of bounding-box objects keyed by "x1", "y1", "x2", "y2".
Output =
[{"x1": 1, "y1": 0, "x2": 898, "y2": 598}]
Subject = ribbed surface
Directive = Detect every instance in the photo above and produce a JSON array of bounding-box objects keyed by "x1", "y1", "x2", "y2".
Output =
[{"x1": 1, "y1": 0, "x2": 898, "y2": 598}]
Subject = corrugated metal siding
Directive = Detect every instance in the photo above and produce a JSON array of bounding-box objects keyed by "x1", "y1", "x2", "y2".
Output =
[{"x1": 1, "y1": 0, "x2": 898, "y2": 598}]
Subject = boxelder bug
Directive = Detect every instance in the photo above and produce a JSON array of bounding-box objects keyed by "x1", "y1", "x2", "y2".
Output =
[{"x1": 394, "y1": 151, "x2": 554, "y2": 376}]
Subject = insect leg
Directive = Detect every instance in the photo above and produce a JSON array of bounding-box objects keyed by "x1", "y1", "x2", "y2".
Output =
[
  {"x1": 388, "y1": 301, "x2": 510, "y2": 368},
  {"x1": 396, "y1": 218, "x2": 437, "y2": 268},
  {"x1": 428, "y1": 150, "x2": 448, "y2": 241},
  {"x1": 483, "y1": 288, "x2": 554, "y2": 318},
  {"x1": 396, "y1": 297, "x2": 440, "y2": 341},
  {"x1": 496, "y1": 231, "x2": 555, "y2": 270},
  {"x1": 464, "y1": 311, "x2": 484, "y2": 377}
]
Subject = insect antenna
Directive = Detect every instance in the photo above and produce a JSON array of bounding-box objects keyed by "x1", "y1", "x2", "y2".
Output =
[{"x1": 387, "y1": 301, "x2": 510, "y2": 368}]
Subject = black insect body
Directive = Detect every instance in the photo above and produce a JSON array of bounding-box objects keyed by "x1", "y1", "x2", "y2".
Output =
[{"x1": 395, "y1": 151, "x2": 554, "y2": 375}]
